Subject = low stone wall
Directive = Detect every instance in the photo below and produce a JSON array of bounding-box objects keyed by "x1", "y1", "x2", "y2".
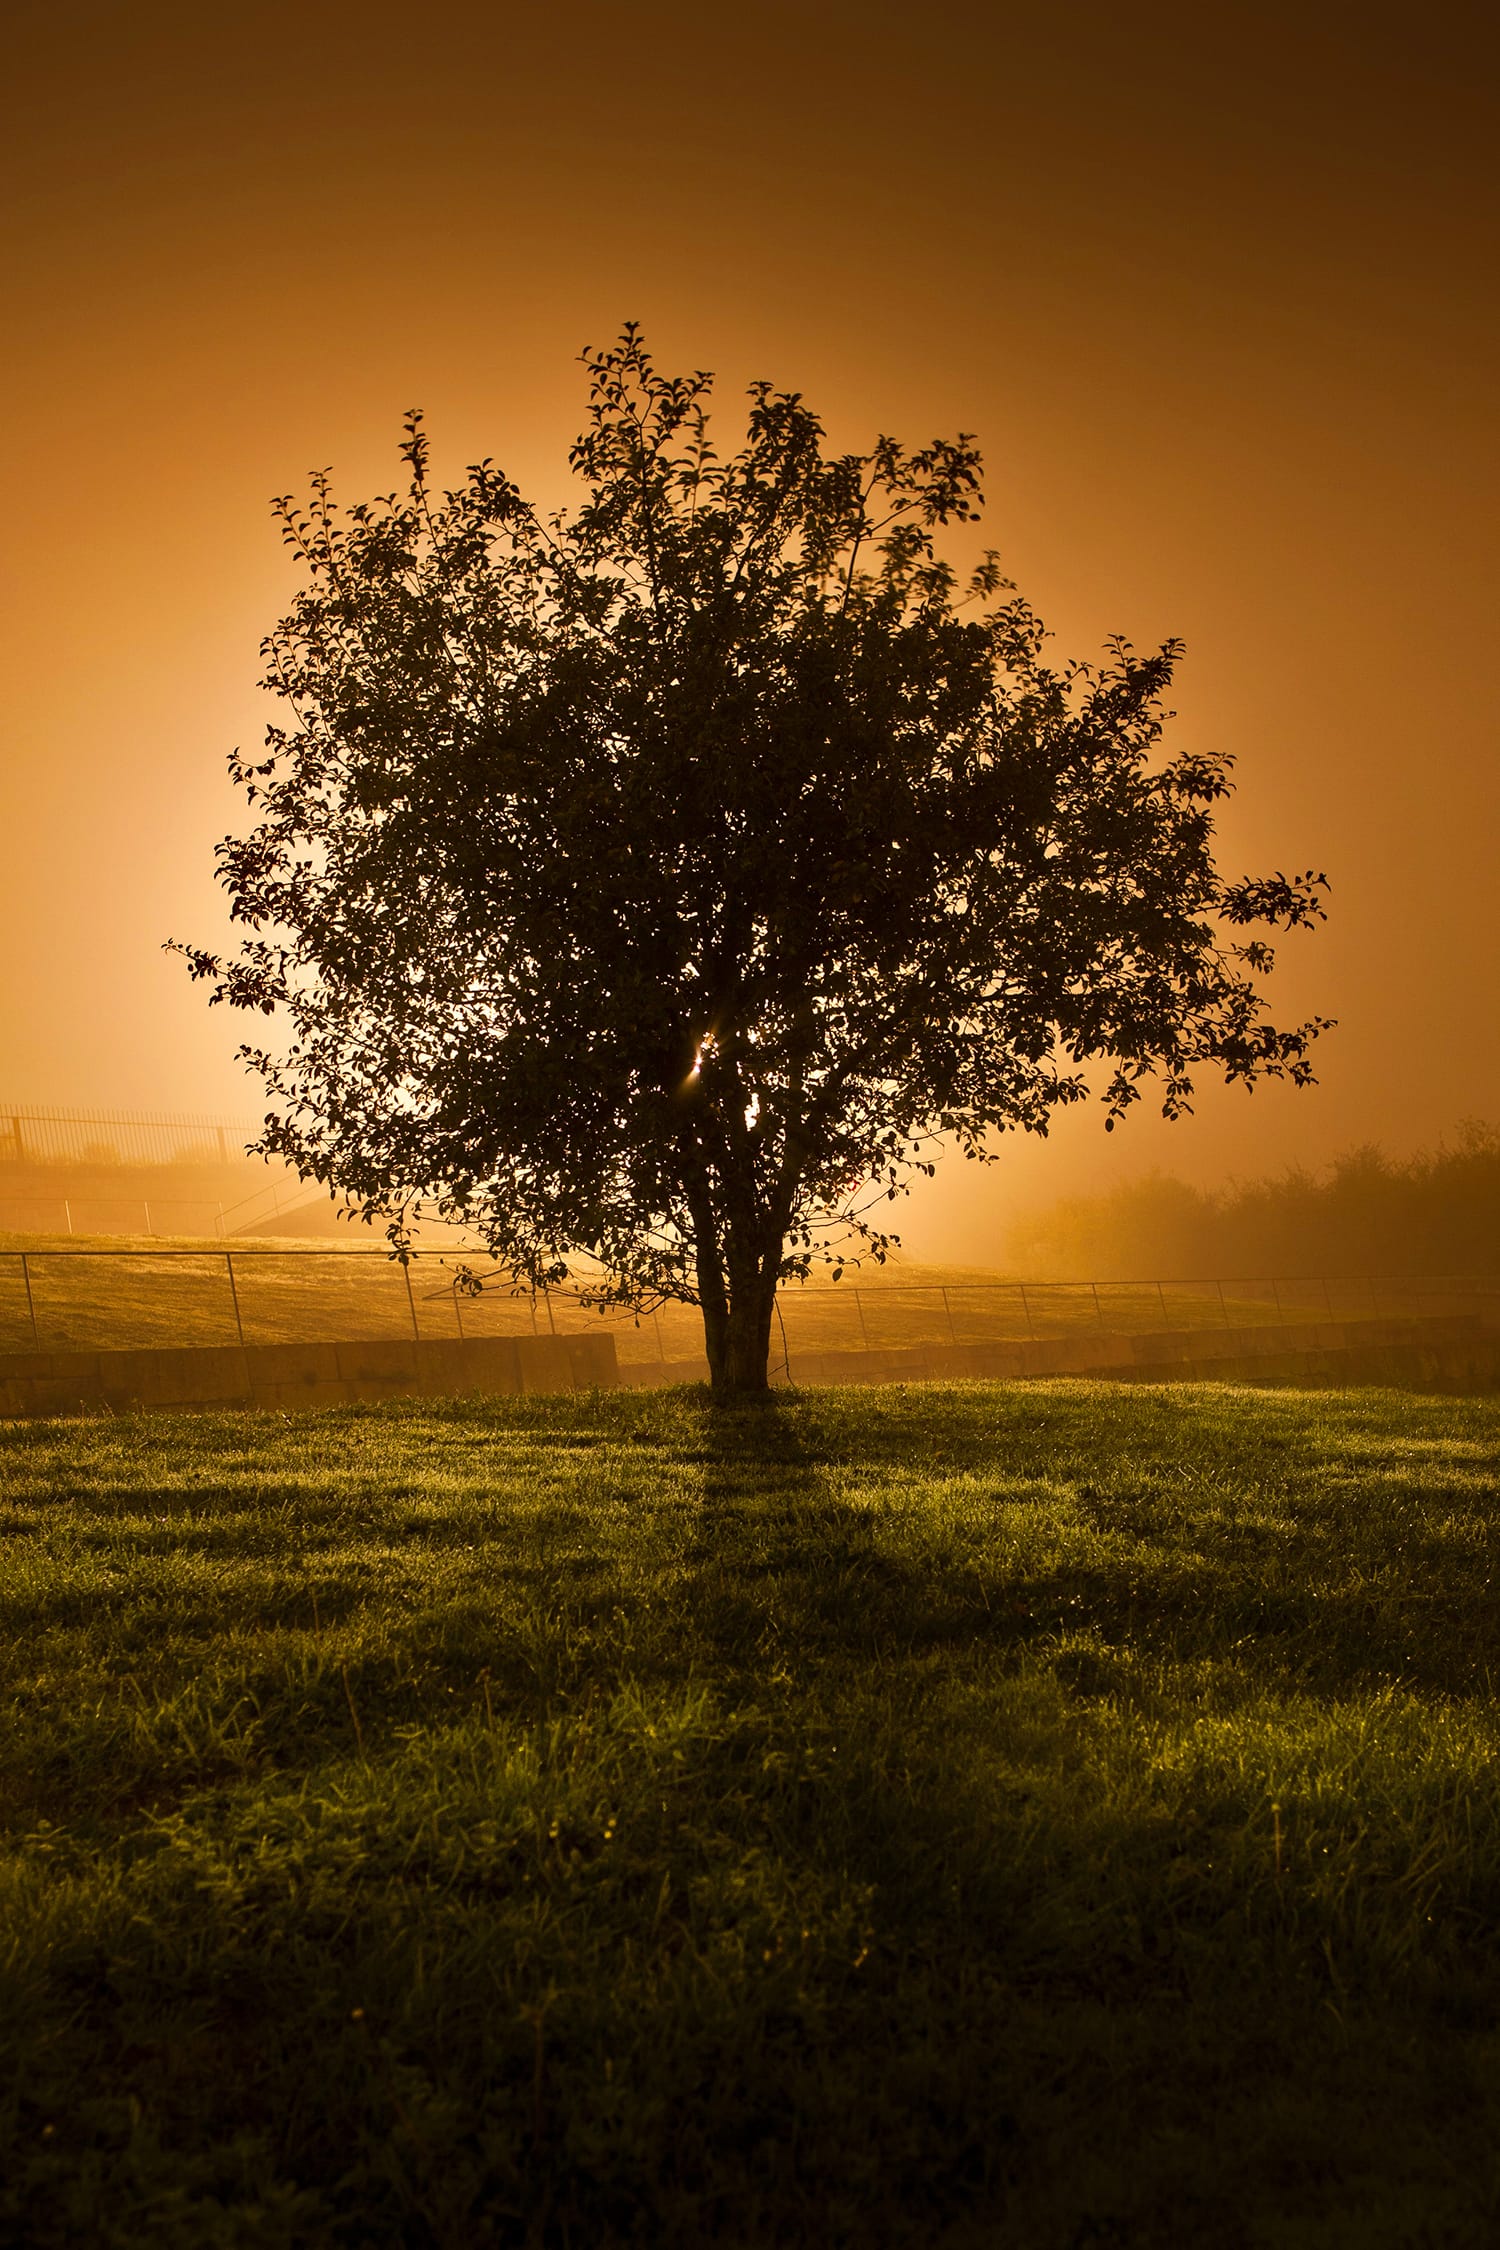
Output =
[
  {"x1": 0, "y1": 1332, "x2": 617, "y2": 1419},
  {"x1": 4, "y1": 1314, "x2": 1492, "y2": 1420},
  {"x1": 619, "y1": 1313, "x2": 1499, "y2": 1393}
]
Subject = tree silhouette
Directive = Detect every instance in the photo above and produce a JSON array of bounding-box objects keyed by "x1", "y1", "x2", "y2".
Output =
[{"x1": 180, "y1": 326, "x2": 1328, "y2": 1394}]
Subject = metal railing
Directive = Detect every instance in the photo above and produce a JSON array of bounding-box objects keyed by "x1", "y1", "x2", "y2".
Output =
[
  {"x1": 0, "y1": 1181, "x2": 317, "y2": 1238},
  {"x1": 0, "y1": 1180, "x2": 425, "y2": 1239},
  {"x1": 0, "y1": 1195, "x2": 231, "y2": 1237},
  {"x1": 0, "y1": 1103, "x2": 262, "y2": 1169},
  {"x1": 1, "y1": 1248, "x2": 1495, "y2": 1366}
]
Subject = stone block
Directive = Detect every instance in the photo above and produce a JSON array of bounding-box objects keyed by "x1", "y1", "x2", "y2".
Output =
[
  {"x1": 1079, "y1": 1334, "x2": 1136, "y2": 1371},
  {"x1": 178, "y1": 1347, "x2": 253, "y2": 1403},
  {"x1": 564, "y1": 1331, "x2": 618, "y2": 1388},
  {"x1": 91, "y1": 1341, "x2": 156, "y2": 1395},
  {"x1": 1302, "y1": 1322, "x2": 1346, "y2": 1352},
  {"x1": 252, "y1": 1379, "x2": 354, "y2": 1413},
  {"x1": 0, "y1": 1349, "x2": 86, "y2": 1382},
  {"x1": 94, "y1": 1347, "x2": 163, "y2": 1404},
  {"x1": 94, "y1": 1345, "x2": 251, "y2": 1407},
  {"x1": 783, "y1": 1348, "x2": 850, "y2": 1384},
  {"x1": 1021, "y1": 1336, "x2": 1099, "y2": 1375},
  {"x1": 516, "y1": 1334, "x2": 576, "y2": 1393},
  {"x1": 334, "y1": 1339, "x2": 419, "y2": 1388},
  {"x1": 1149, "y1": 1331, "x2": 1205, "y2": 1362},
  {"x1": 415, "y1": 1337, "x2": 523, "y2": 1397},
  {"x1": 15, "y1": 1379, "x2": 101, "y2": 1417},
  {"x1": 963, "y1": 1342, "x2": 1027, "y2": 1379},
  {"x1": 621, "y1": 1354, "x2": 709, "y2": 1387},
  {"x1": 411, "y1": 1338, "x2": 467, "y2": 1392},
  {"x1": 248, "y1": 1342, "x2": 342, "y2": 1388},
  {"x1": 872, "y1": 1348, "x2": 930, "y2": 1383},
  {"x1": 472, "y1": 1337, "x2": 527, "y2": 1393}
]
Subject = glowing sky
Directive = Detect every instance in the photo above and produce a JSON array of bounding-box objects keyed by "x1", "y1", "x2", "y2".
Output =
[{"x1": 3, "y1": 0, "x2": 1495, "y2": 1258}]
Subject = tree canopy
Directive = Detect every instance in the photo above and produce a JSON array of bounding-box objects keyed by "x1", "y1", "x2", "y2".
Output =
[{"x1": 181, "y1": 325, "x2": 1329, "y2": 1393}]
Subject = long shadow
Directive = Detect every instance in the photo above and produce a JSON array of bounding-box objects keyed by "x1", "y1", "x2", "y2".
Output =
[
  {"x1": 11, "y1": 1389, "x2": 1499, "y2": 2245},
  {"x1": 663, "y1": 1388, "x2": 1499, "y2": 1702},
  {"x1": 617, "y1": 1393, "x2": 1497, "y2": 2241}
]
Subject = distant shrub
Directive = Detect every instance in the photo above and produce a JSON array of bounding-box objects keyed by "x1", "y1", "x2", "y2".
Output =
[{"x1": 1008, "y1": 1121, "x2": 1500, "y2": 1278}]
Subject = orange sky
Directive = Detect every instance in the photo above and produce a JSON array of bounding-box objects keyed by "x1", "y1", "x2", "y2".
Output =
[{"x1": 2, "y1": 0, "x2": 1496, "y2": 1261}]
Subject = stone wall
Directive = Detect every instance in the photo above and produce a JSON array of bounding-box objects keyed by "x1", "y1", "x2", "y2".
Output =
[
  {"x1": 4, "y1": 1314, "x2": 1493, "y2": 1420},
  {"x1": 0, "y1": 1332, "x2": 617, "y2": 1418},
  {"x1": 620, "y1": 1313, "x2": 1500, "y2": 1393}
]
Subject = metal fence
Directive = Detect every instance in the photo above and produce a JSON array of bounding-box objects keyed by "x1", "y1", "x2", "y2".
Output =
[
  {"x1": 0, "y1": 1195, "x2": 234, "y2": 1236},
  {"x1": 2, "y1": 1249, "x2": 1495, "y2": 1367},
  {"x1": 0, "y1": 1179, "x2": 311, "y2": 1237},
  {"x1": 0, "y1": 1104, "x2": 261, "y2": 1169}
]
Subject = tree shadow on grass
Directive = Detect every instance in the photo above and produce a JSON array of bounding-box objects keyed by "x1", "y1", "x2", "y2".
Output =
[
  {"x1": 571, "y1": 1389, "x2": 1500, "y2": 2248},
  {"x1": 668, "y1": 1387, "x2": 1499, "y2": 1701},
  {"x1": 8, "y1": 1390, "x2": 1500, "y2": 2246}
]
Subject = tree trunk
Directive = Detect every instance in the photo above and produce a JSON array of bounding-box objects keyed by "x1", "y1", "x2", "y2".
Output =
[
  {"x1": 702, "y1": 1268, "x2": 778, "y2": 1399},
  {"x1": 682, "y1": 1152, "x2": 781, "y2": 1399},
  {"x1": 720, "y1": 1281, "x2": 776, "y2": 1396}
]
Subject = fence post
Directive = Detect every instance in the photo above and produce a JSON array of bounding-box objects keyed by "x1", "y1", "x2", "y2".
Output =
[
  {"x1": 1018, "y1": 1281, "x2": 1036, "y2": 1341},
  {"x1": 543, "y1": 1288, "x2": 557, "y2": 1336},
  {"x1": 1271, "y1": 1276, "x2": 1283, "y2": 1322},
  {"x1": 652, "y1": 1310, "x2": 665, "y2": 1362},
  {"x1": 852, "y1": 1287, "x2": 870, "y2": 1350},
  {"x1": 225, "y1": 1253, "x2": 245, "y2": 1347},
  {"x1": 20, "y1": 1253, "x2": 38, "y2": 1346},
  {"x1": 142, "y1": 1200, "x2": 153, "y2": 1237},
  {"x1": 64, "y1": 1200, "x2": 74, "y2": 1236},
  {"x1": 403, "y1": 1260, "x2": 420, "y2": 1341},
  {"x1": 1157, "y1": 1280, "x2": 1169, "y2": 1329},
  {"x1": 941, "y1": 1285, "x2": 957, "y2": 1344},
  {"x1": 1091, "y1": 1281, "x2": 1105, "y2": 1330},
  {"x1": 1216, "y1": 1277, "x2": 1229, "y2": 1328},
  {"x1": 453, "y1": 1281, "x2": 466, "y2": 1339}
]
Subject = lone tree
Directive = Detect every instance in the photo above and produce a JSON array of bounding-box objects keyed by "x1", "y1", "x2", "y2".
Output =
[{"x1": 182, "y1": 326, "x2": 1328, "y2": 1395}]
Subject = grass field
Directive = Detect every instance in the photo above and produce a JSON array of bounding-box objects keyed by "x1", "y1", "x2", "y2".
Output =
[
  {"x1": 4, "y1": 1379, "x2": 1500, "y2": 2245},
  {"x1": 1, "y1": 1233, "x2": 1482, "y2": 1366}
]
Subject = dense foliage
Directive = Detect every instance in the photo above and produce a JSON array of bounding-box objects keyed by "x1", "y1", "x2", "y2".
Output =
[
  {"x1": 182, "y1": 327, "x2": 1328, "y2": 1389},
  {"x1": 1009, "y1": 1121, "x2": 1500, "y2": 1280}
]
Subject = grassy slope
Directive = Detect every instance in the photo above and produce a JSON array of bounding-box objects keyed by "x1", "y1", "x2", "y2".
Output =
[{"x1": 3, "y1": 1380, "x2": 1500, "y2": 2247}]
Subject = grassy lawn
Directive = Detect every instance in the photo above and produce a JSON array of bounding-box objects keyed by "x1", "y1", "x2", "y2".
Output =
[{"x1": 3, "y1": 1379, "x2": 1499, "y2": 2246}]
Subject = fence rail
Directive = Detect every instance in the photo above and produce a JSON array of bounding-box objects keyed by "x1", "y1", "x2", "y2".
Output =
[
  {"x1": 0, "y1": 1196, "x2": 232, "y2": 1236},
  {"x1": 0, "y1": 1183, "x2": 312, "y2": 1237},
  {"x1": 1, "y1": 1249, "x2": 1495, "y2": 1366},
  {"x1": 0, "y1": 1104, "x2": 262, "y2": 1169}
]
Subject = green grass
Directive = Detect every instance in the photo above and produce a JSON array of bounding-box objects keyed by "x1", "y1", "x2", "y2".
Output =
[{"x1": 3, "y1": 1379, "x2": 1500, "y2": 2246}]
